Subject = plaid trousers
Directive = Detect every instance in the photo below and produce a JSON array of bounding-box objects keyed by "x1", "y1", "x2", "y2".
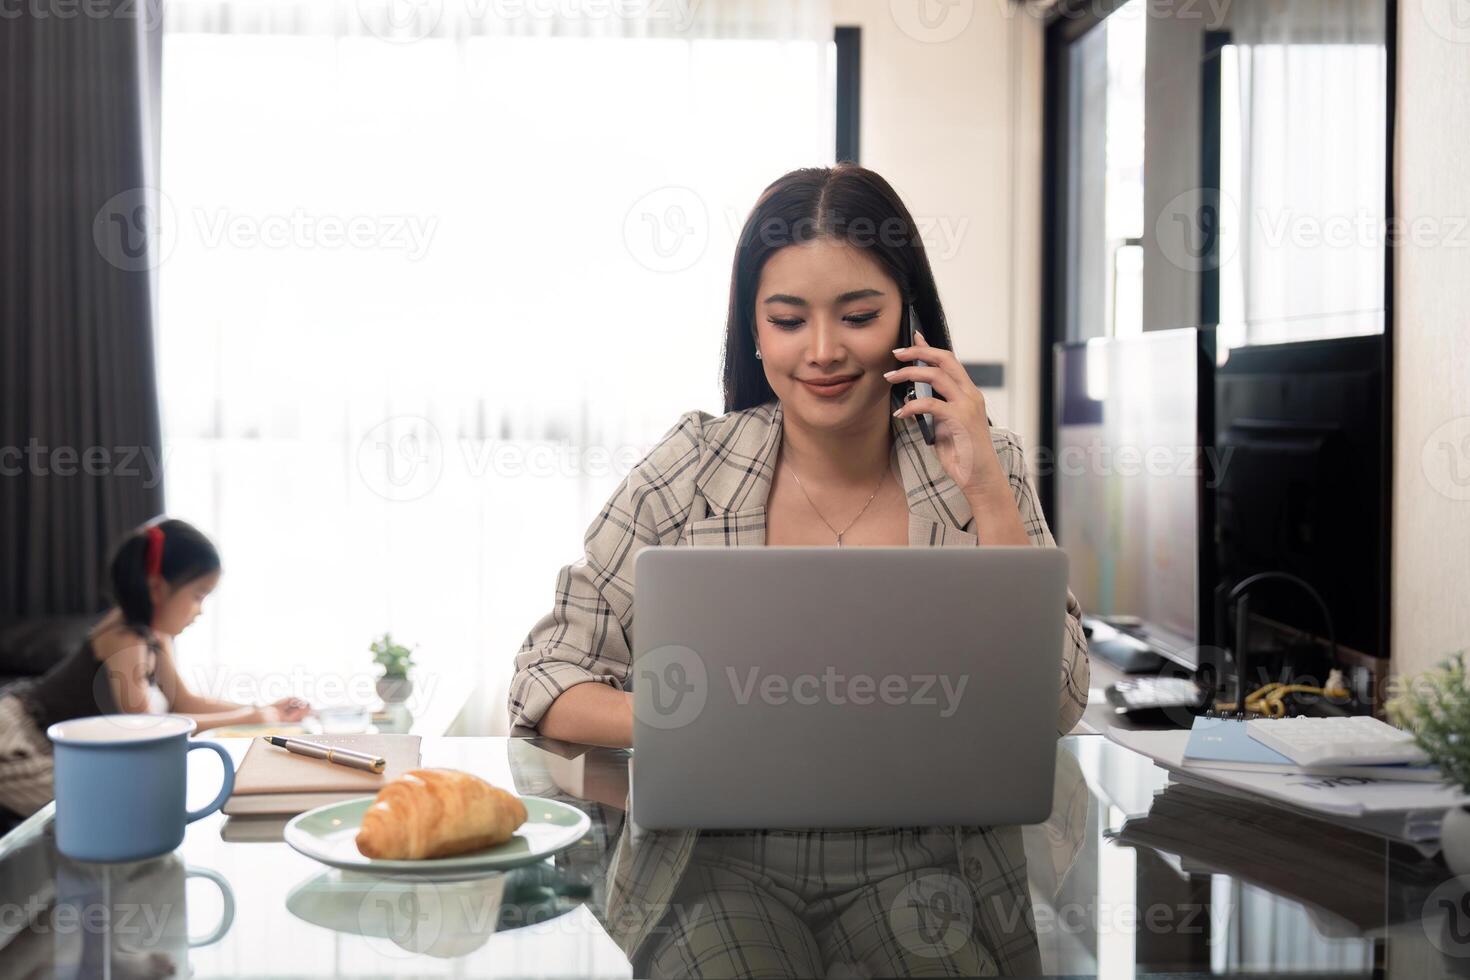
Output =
[{"x1": 643, "y1": 827, "x2": 999, "y2": 978}]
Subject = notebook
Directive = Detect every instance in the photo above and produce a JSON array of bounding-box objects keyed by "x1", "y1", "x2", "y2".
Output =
[
  {"x1": 1181, "y1": 716, "x2": 1442, "y2": 781},
  {"x1": 222, "y1": 733, "x2": 422, "y2": 816}
]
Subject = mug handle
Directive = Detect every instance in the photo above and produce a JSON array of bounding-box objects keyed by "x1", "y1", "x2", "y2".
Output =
[
  {"x1": 184, "y1": 865, "x2": 236, "y2": 947},
  {"x1": 185, "y1": 741, "x2": 236, "y2": 823}
]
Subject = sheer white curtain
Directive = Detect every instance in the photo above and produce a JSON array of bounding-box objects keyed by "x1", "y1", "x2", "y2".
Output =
[
  {"x1": 156, "y1": 0, "x2": 835, "y2": 728},
  {"x1": 1218, "y1": 0, "x2": 1387, "y2": 348}
]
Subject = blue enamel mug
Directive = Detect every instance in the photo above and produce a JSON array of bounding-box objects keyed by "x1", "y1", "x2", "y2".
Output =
[{"x1": 47, "y1": 714, "x2": 235, "y2": 862}]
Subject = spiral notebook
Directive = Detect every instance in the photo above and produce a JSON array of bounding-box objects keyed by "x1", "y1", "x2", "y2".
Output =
[{"x1": 222, "y1": 733, "x2": 422, "y2": 816}]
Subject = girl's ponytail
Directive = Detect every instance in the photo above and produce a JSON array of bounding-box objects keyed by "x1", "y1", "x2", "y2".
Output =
[{"x1": 110, "y1": 532, "x2": 156, "y2": 633}]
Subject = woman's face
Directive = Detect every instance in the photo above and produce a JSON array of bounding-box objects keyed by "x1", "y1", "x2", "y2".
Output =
[
  {"x1": 753, "y1": 238, "x2": 904, "y2": 430},
  {"x1": 151, "y1": 570, "x2": 220, "y2": 635}
]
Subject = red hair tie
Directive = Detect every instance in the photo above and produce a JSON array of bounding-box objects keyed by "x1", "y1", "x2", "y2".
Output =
[{"x1": 145, "y1": 525, "x2": 165, "y2": 578}]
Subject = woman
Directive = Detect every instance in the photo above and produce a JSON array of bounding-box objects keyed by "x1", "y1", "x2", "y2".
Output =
[
  {"x1": 0, "y1": 519, "x2": 310, "y2": 817},
  {"x1": 509, "y1": 164, "x2": 1089, "y2": 976}
]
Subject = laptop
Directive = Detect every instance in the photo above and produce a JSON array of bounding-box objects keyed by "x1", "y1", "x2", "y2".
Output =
[{"x1": 630, "y1": 546, "x2": 1069, "y2": 829}]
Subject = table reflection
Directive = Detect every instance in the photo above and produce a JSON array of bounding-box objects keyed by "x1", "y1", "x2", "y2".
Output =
[
  {"x1": 0, "y1": 843, "x2": 234, "y2": 980},
  {"x1": 285, "y1": 863, "x2": 592, "y2": 958}
]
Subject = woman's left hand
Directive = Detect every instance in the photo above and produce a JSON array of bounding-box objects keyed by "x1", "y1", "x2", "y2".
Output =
[{"x1": 886, "y1": 330, "x2": 1007, "y2": 504}]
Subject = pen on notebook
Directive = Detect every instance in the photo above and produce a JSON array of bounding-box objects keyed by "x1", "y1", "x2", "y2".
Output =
[{"x1": 265, "y1": 736, "x2": 386, "y2": 774}]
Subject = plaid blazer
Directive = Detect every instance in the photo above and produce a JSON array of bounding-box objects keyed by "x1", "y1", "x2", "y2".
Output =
[{"x1": 509, "y1": 397, "x2": 1090, "y2": 973}]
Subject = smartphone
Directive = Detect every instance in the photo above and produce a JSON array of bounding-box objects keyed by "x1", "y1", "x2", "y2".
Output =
[{"x1": 901, "y1": 303, "x2": 937, "y2": 445}]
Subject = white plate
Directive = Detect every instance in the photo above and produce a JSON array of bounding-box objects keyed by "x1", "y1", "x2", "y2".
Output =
[{"x1": 284, "y1": 795, "x2": 591, "y2": 880}]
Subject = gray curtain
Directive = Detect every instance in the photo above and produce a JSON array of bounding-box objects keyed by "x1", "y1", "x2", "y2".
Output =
[{"x1": 0, "y1": 2, "x2": 166, "y2": 619}]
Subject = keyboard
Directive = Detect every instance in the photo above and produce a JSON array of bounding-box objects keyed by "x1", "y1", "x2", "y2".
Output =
[
  {"x1": 1108, "y1": 677, "x2": 1203, "y2": 710},
  {"x1": 1245, "y1": 715, "x2": 1430, "y2": 767}
]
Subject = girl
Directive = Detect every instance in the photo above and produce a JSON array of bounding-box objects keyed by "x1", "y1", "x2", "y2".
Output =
[{"x1": 0, "y1": 518, "x2": 310, "y2": 818}]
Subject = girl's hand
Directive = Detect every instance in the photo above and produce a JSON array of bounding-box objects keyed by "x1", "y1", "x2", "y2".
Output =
[
  {"x1": 886, "y1": 330, "x2": 1006, "y2": 502},
  {"x1": 263, "y1": 696, "x2": 311, "y2": 728}
]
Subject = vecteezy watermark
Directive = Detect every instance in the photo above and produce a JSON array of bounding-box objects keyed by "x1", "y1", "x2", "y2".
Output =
[
  {"x1": 633, "y1": 644, "x2": 709, "y2": 730},
  {"x1": 980, "y1": 892, "x2": 1233, "y2": 939},
  {"x1": 889, "y1": 0, "x2": 975, "y2": 44},
  {"x1": 1422, "y1": 415, "x2": 1470, "y2": 501},
  {"x1": 0, "y1": 0, "x2": 166, "y2": 29},
  {"x1": 920, "y1": 0, "x2": 1231, "y2": 33},
  {"x1": 178, "y1": 664, "x2": 444, "y2": 717},
  {"x1": 728, "y1": 666, "x2": 969, "y2": 717},
  {"x1": 355, "y1": 0, "x2": 702, "y2": 43},
  {"x1": 720, "y1": 209, "x2": 973, "y2": 263},
  {"x1": 1155, "y1": 187, "x2": 1239, "y2": 274},
  {"x1": 93, "y1": 186, "x2": 178, "y2": 274},
  {"x1": 0, "y1": 896, "x2": 173, "y2": 946},
  {"x1": 888, "y1": 872, "x2": 977, "y2": 959},
  {"x1": 1254, "y1": 209, "x2": 1470, "y2": 252},
  {"x1": 357, "y1": 416, "x2": 446, "y2": 503},
  {"x1": 1422, "y1": 875, "x2": 1470, "y2": 958},
  {"x1": 357, "y1": 876, "x2": 452, "y2": 959},
  {"x1": 192, "y1": 208, "x2": 437, "y2": 260},
  {"x1": 354, "y1": 415, "x2": 653, "y2": 502},
  {"x1": 633, "y1": 645, "x2": 970, "y2": 730},
  {"x1": 0, "y1": 441, "x2": 168, "y2": 489},
  {"x1": 93, "y1": 187, "x2": 438, "y2": 272},
  {"x1": 1030, "y1": 440, "x2": 1234, "y2": 487},
  {"x1": 1420, "y1": 0, "x2": 1470, "y2": 46},
  {"x1": 624, "y1": 185, "x2": 973, "y2": 274},
  {"x1": 356, "y1": 0, "x2": 446, "y2": 42},
  {"x1": 1155, "y1": 187, "x2": 1470, "y2": 274},
  {"x1": 624, "y1": 186, "x2": 710, "y2": 274}
]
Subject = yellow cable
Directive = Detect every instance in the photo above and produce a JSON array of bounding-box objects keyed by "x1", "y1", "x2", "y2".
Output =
[{"x1": 1213, "y1": 679, "x2": 1350, "y2": 717}]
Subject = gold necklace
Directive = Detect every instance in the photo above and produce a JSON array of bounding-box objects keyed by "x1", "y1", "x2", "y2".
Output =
[{"x1": 786, "y1": 461, "x2": 892, "y2": 546}]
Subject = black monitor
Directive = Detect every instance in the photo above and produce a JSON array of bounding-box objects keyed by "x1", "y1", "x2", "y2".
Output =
[
  {"x1": 1214, "y1": 335, "x2": 1387, "y2": 663},
  {"x1": 1052, "y1": 328, "x2": 1216, "y2": 669}
]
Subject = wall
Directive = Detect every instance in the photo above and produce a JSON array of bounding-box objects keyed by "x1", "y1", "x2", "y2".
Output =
[
  {"x1": 1391, "y1": 0, "x2": 1470, "y2": 679},
  {"x1": 832, "y1": 0, "x2": 1047, "y2": 450}
]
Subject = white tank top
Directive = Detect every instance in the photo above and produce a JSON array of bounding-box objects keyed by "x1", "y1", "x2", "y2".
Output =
[
  {"x1": 145, "y1": 683, "x2": 170, "y2": 714},
  {"x1": 144, "y1": 647, "x2": 170, "y2": 714}
]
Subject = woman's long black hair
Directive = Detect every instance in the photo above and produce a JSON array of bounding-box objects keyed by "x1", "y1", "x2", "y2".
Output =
[
  {"x1": 109, "y1": 518, "x2": 221, "y2": 636},
  {"x1": 721, "y1": 163, "x2": 954, "y2": 413}
]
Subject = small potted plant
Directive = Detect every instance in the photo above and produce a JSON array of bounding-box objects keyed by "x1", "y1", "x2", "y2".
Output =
[
  {"x1": 371, "y1": 632, "x2": 417, "y2": 704},
  {"x1": 1387, "y1": 650, "x2": 1470, "y2": 872}
]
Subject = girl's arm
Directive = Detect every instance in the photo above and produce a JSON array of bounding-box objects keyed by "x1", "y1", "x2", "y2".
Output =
[
  {"x1": 151, "y1": 635, "x2": 246, "y2": 714},
  {"x1": 152, "y1": 637, "x2": 312, "y2": 729},
  {"x1": 101, "y1": 641, "x2": 266, "y2": 729}
]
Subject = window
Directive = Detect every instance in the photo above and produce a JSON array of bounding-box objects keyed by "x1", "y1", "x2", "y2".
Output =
[
  {"x1": 156, "y1": 12, "x2": 836, "y2": 725},
  {"x1": 1060, "y1": 0, "x2": 1146, "y2": 344}
]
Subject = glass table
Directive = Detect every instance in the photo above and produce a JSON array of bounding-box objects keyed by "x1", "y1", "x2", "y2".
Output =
[{"x1": 0, "y1": 734, "x2": 1464, "y2": 978}]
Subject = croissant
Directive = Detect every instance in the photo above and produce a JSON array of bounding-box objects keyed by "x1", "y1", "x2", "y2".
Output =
[{"x1": 355, "y1": 768, "x2": 528, "y2": 860}]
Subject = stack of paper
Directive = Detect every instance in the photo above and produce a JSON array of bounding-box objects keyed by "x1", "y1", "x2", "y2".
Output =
[{"x1": 1105, "y1": 725, "x2": 1470, "y2": 843}]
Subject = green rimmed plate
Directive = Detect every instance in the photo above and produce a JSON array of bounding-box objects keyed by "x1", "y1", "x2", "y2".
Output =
[{"x1": 284, "y1": 795, "x2": 591, "y2": 879}]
